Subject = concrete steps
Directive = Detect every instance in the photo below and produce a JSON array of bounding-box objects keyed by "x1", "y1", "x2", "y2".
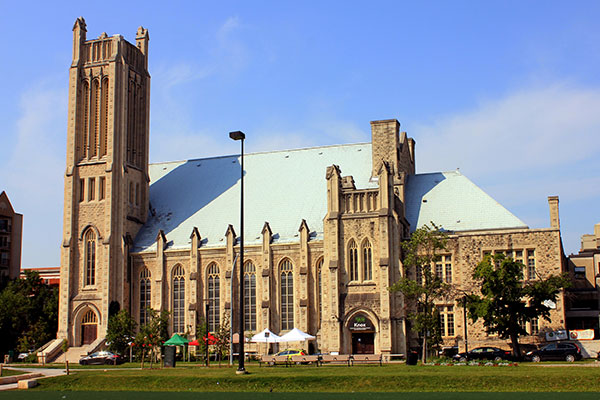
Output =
[{"x1": 62, "y1": 346, "x2": 88, "y2": 364}]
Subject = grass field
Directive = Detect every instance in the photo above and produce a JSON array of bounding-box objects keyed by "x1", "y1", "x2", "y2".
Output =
[
  {"x1": 3, "y1": 392, "x2": 600, "y2": 400},
  {"x1": 0, "y1": 368, "x2": 21, "y2": 377},
  {"x1": 19, "y1": 363, "x2": 600, "y2": 393}
]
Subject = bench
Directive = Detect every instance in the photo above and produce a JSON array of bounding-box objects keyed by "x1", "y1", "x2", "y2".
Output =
[
  {"x1": 258, "y1": 355, "x2": 291, "y2": 367},
  {"x1": 320, "y1": 354, "x2": 352, "y2": 366},
  {"x1": 351, "y1": 354, "x2": 382, "y2": 366},
  {"x1": 290, "y1": 355, "x2": 321, "y2": 366}
]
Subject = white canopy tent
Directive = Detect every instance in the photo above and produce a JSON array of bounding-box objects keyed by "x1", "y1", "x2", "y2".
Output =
[
  {"x1": 251, "y1": 328, "x2": 282, "y2": 356},
  {"x1": 250, "y1": 328, "x2": 282, "y2": 343},
  {"x1": 279, "y1": 327, "x2": 316, "y2": 342}
]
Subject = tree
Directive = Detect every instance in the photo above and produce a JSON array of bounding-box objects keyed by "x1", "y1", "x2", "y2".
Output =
[
  {"x1": 106, "y1": 310, "x2": 137, "y2": 356},
  {"x1": 134, "y1": 309, "x2": 169, "y2": 368},
  {"x1": 467, "y1": 253, "x2": 570, "y2": 359},
  {"x1": 213, "y1": 312, "x2": 230, "y2": 363},
  {"x1": 0, "y1": 270, "x2": 58, "y2": 356},
  {"x1": 389, "y1": 223, "x2": 452, "y2": 362}
]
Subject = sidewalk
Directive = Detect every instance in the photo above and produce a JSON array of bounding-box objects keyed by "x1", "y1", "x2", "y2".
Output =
[{"x1": 0, "y1": 366, "x2": 67, "y2": 391}]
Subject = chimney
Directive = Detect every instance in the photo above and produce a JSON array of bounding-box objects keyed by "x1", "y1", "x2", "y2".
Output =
[{"x1": 548, "y1": 196, "x2": 560, "y2": 229}]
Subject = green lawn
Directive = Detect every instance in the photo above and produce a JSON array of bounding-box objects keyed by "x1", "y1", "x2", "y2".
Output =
[
  {"x1": 0, "y1": 368, "x2": 21, "y2": 377},
  {"x1": 22, "y1": 363, "x2": 600, "y2": 392}
]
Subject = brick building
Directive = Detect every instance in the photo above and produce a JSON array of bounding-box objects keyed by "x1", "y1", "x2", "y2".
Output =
[
  {"x1": 0, "y1": 191, "x2": 23, "y2": 280},
  {"x1": 565, "y1": 223, "x2": 600, "y2": 335},
  {"x1": 49, "y1": 19, "x2": 567, "y2": 359}
]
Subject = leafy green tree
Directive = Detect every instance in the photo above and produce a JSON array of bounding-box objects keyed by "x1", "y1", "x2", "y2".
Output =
[
  {"x1": 213, "y1": 312, "x2": 230, "y2": 363},
  {"x1": 134, "y1": 309, "x2": 169, "y2": 368},
  {"x1": 106, "y1": 310, "x2": 137, "y2": 355},
  {"x1": 467, "y1": 253, "x2": 570, "y2": 359},
  {"x1": 389, "y1": 223, "x2": 452, "y2": 362},
  {"x1": 195, "y1": 315, "x2": 208, "y2": 364},
  {"x1": 0, "y1": 270, "x2": 58, "y2": 356}
]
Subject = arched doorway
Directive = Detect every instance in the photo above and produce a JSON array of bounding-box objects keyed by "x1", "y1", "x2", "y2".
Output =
[
  {"x1": 348, "y1": 313, "x2": 375, "y2": 354},
  {"x1": 81, "y1": 309, "x2": 98, "y2": 345}
]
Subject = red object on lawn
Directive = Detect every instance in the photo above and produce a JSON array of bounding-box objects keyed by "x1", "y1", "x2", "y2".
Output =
[{"x1": 189, "y1": 333, "x2": 217, "y2": 346}]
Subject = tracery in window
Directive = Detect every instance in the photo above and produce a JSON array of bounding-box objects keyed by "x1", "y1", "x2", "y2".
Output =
[
  {"x1": 90, "y1": 79, "x2": 99, "y2": 157},
  {"x1": 100, "y1": 77, "x2": 109, "y2": 157},
  {"x1": 280, "y1": 259, "x2": 294, "y2": 330},
  {"x1": 84, "y1": 229, "x2": 96, "y2": 286},
  {"x1": 140, "y1": 268, "x2": 151, "y2": 325},
  {"x1": 207, "y1": 263, "x2": 220, "y2": 332},
  {"x1": 172, "y1": 265, "x2": 185, "y2": 333},
  {"x1": 348, "y1": 240, "x2": 358, "y2": 281},
  {"x1": 244, "y1": 261, "x2": 256, "y2": 332},
  {"x1": 362, "y1": 239, "x2": 372, "y2": 281},
  {"x1": 317, "y1": 258, "x2": 323, "y2": 330}
]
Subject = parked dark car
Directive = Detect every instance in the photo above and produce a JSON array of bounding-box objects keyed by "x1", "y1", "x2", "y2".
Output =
[
  {"x1": 79, "y1": 351, "x2": 123, "y2": 365},
  {"x1": 526, "y1": 342, "x2": 581, "y2": 362},
  {"x1": 452, "y1": 346, "x2": 512, "y2": 362}
]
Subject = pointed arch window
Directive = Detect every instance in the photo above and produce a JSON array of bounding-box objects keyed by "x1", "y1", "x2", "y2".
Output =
[
  {"x1": 207, "y1": 263, "x2": 220, "y2": 332},
  {"x1": 362, "y1": 239, "x2": 373, "y2": 281},
  {"x1": 82, "y1": 80, "x2": 90, "y2": 160},
  {"x1": 99, "y1": 77, "x2": 109, "y2": 157},
  {"x1": 316, "y1": 258, "x2": 323, "y2": 330},
  {"x1": 82, "y1": 309, "x2": 97, "y2": 324},
  {"x1": 280, "y1": 259, "x2": 294, "y2": 330},
  {"x1": 172, "y1": 265, "x2": 185, "y2": 333},
  {"x1": 348, "y1": 240, "x2": 358, "y2": 281},
  {"x1": 140, "y1": 268, "x2": 151, "y2": 326},
  {"x1": 244, "y1": 261, "x2": 256, "y2": 332},
  {"x1": 84, "y1": 229, "x2": 96, "y2": 286},
  {"x1": 90, "y1": 79, "x2": 100, "y2": 157}
]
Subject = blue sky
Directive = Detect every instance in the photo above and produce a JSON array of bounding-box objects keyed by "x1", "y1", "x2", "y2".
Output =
[{"x1": 1, "y1": 1, "x2": 599, "y2": 267}]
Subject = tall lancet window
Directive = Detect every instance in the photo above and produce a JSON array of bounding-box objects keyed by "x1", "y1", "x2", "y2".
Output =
[
  {"x1": 362, "y1": 239, "x2": 373, "y2": 281},
  {"x1": 82, "y1": 80, "x2": 90, "y2": 160},
  {"x1": 84, "y1": 229, "x2": 96, "y2": 286},
  {"x1": 139, "y1": 268, "x2": 151, "y2": 326},
  {"x1": 280, "y1": 259, "x2": 294, "y2": 330},
  {"x1": 90, "y1": 79, "x2": 99, "y2": 157},
  {"x1": 207, "y1": 263, "x2": 220, "y2": 332},
  {"x1": 317, "y1": 258, "x2": 323, "y2": 330},
  {"x1": 99, "y1": 77, "x2": 109, "y2": 157},
  {"x1": 172, "y1": 265, "x2": 185, "y2": 333},
  {"x1": 348, "y1": 240, "x2": 358, "y2": 281},
  {"x1": 244, "y1": 261, "x2": 256, "y2": 331}
]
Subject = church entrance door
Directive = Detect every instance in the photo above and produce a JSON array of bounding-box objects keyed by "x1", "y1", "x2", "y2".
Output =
[
  {"x1": 352, "y1": 332, "x2": 375, "y2": 354},
  {"x1": 348, "y1": 313, "x2": 376, "y2": 354},
  {"x1": 80, "y1": 309, "x2": 98, "y2": 346},
  {"x1": 81, "y1": 324, "x2": 97, "y2": 345}
]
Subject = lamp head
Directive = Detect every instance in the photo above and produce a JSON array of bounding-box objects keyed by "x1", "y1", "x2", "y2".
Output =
[{"x1": 229, "y1": 131, "x2": 245, "y2": 141}]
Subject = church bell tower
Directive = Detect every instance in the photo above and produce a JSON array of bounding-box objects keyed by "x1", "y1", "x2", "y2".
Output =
[{"x1": 58, "y1": 17, "x2": 150, "y2": 347}]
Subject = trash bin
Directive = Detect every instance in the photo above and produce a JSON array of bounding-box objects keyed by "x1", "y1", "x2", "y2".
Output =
[
  {"x1": 406, "y1": 351, "x2": 418, "y2": 366},
  {"x1": 164, "y1": 346, "x2": 176, "y2": 368}
]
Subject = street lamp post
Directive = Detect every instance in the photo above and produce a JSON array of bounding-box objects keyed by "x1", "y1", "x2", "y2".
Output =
[{"x1": 229, "y1": 130, "x2": 246, "y2": 375}]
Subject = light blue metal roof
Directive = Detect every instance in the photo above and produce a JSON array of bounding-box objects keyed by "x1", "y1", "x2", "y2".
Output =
[
  {"x1": 133, "y1": 145, "x2": 527, "y2": 252},
  {"x1": 134, "y1": 143, "x2": 375, "y2": 252},
  {"x1": 404, "y1": 171, "x2": 527, "y2": 232}
]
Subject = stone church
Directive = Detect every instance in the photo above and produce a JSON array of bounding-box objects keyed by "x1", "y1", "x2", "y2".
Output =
[{"x1": 50, "y1": 19, "x2": 566, "y2": 359}]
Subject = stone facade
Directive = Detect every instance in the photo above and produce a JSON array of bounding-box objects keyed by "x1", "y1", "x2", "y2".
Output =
[
  {"x1": 58, "y1": 17, "x2": 150, "y2": 348},
  {"x1": 57, "y1": 19, "x2": 568, "y2": 357},
  {"x1": 438, "y1": 226, "x2": 566, "y2": 350}
]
